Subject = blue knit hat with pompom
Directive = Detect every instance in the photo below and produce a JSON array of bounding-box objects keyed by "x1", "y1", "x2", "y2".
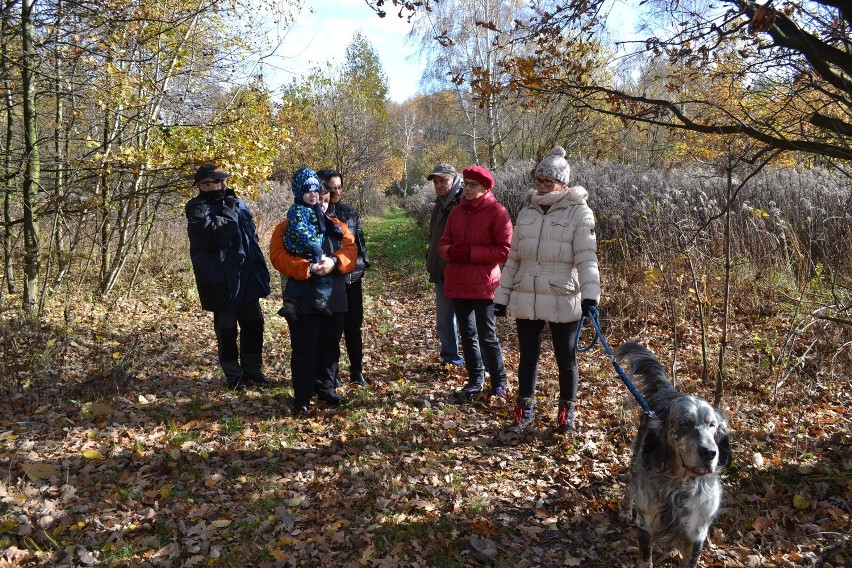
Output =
[{"x1": 291, "y1": 167, "x2": 321, "y2": 200}]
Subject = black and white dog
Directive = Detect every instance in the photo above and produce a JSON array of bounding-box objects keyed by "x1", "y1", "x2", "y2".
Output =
[{"x1": 617, "y1": 342, "x2": 731, "y2": 568}]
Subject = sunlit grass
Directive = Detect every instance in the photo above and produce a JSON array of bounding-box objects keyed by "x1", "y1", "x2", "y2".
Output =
[
  {"x1": 260, "y1": 417, "x2": 301, "y2": 449},
  {"x1": 220, "y1": 416, "x2": 244, "y2": 434},
  {"x1": 363, "y1": 206, "x2": 429, "y2": 280},
  {"x1": 102, "y1": 543, "x2": 136, "y2": 565}
]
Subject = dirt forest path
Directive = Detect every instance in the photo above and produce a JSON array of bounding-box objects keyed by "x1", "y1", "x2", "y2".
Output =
[{"x1": 1, "y1": 210, "x2": 849, "y2": 567}]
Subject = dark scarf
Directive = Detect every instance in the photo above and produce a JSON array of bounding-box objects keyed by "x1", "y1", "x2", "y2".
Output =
[
  {"x1": 198, "y1": 187, "x2": 235, "y2": 202},
  {"x1": 324, "y1": 207, "x2": 343, "y2": 239},
  {"x1": 296, "y1": 198, "x2": 342, "y2": 239},
  {"x1": 199, "y1": 189, "x2": 226, "y2": 201}
]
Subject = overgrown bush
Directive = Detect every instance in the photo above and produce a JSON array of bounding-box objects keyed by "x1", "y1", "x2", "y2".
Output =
[
  {"x1": 406, "y1": 182, "x2": 438, "y2": 229},
  {"x1": 10, "y1": 158, "x2": 847, "y2": 323},
  {"x1": 491, "y1": 159, "x2": 537, "y2": 221},
  {"x1": 401, "y1": 159, "x2": 850, "y2": 281}
]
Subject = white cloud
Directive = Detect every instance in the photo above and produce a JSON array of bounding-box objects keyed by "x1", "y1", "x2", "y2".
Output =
[{"x1": 261, "y1": 0, "x2": 425, "y2": 102}]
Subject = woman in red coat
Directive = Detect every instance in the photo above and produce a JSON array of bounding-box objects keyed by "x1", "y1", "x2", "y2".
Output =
[{"x1": 439, "y1": 166, "x2": 513, "y2": 401}]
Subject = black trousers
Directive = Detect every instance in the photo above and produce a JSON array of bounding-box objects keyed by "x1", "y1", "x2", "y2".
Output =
[
  {"x1": 454, "y1": 298, "x2": 507, "y2": 389},
  {"x1": 515, "y1": 318, "x2": 580, "y2": 401},
  {"x1": 288, "y1": 311, "x2": 345, "y2": 407},
  {"x1": 212, "y1": 300, "x2": 264, "y2": 381},
  {"x1": 337, "y1": 278, "x2": 364, "y2": 376}
]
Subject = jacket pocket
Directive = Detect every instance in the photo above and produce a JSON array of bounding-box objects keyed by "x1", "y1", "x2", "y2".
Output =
[
  {"x1": 548, "y1": 279, "x2": 576, "y2": 295},
  {"x1": 513, "y1": 274, "x2": 535, "y2": 292},
  {"x1": 517, "y1": 216, "x2": 538, "y2": 228}
]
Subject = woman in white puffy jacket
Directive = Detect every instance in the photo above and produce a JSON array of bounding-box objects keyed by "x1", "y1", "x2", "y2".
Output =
[{"x1": 493, "y1": 147, "x2": 601, "y2": 434}]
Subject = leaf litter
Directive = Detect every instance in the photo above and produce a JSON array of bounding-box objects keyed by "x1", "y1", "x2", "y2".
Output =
[{"x1": 0, "y1": 262, "x2": 850, "y2": 567}]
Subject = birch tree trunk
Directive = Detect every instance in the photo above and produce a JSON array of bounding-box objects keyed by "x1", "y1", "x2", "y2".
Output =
[{"x1": 1, "y1": 5, "x2": 15, "y2": 297}]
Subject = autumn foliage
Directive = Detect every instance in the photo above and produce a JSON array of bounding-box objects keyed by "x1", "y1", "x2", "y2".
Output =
[
  {"x1": 1, "y1": 205, "x2": 850, "y2": 566},
  {"x1": 1, "y1": 0, "x2": 851, "y2": 564}
]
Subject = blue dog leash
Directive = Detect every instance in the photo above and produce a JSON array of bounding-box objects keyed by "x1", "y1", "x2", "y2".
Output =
[{"x1": 575, "y1": 305, "x2": 656, "y2": 418}]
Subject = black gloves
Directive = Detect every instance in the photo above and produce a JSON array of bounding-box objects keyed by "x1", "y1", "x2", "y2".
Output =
[
  {"x1": 493, "y1": 303, "x2": 507, "y2": 317},
  {"x1": 581, "y1": 298, "x2": 598, "y2": 318}
]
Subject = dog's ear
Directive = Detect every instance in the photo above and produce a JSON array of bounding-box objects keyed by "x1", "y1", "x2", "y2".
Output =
[
  {"x1": 715, "y1": 413, "x2": 732, "y2": 467},
  {"x1": 640, "y1": 415, "x2": 669, "y2": 467}
]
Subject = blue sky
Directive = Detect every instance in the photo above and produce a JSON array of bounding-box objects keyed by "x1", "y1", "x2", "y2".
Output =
[
  {"x1": 260, "y1": 0, "x2": 424, "y2": 103},
  {"x1": 256, "y1": 0, "x2": 639, "y2": 103}
]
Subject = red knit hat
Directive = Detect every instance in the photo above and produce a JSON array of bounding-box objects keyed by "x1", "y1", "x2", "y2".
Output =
[{"x1": 461, "y1": 165, "x2": 495, "y2": 191}]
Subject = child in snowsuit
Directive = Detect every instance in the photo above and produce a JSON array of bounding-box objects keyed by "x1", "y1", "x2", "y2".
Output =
[{"x1": 279, "y1": 167, "x2": 341, "y2": 322}]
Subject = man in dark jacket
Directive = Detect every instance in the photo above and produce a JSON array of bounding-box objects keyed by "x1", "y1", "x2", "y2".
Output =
[
  {"x1": 320, "y1": 169, "x2": 371, "y2": 386},
  {"x1": 185, "y1": 164, "x2": 272, "y2": 391},
  {"x1": 426, "y1": 163, "x2": 474, "y2": 366}
]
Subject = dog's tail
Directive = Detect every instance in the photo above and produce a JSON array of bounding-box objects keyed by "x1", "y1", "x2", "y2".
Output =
[{"x1": 615, "y1": 342, "x2": 677, "y2": 409}]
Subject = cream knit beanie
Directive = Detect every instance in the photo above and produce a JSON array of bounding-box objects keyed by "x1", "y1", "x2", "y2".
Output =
[{"x1": 535, "y1": 147, "x2": 571, "y2": 185}]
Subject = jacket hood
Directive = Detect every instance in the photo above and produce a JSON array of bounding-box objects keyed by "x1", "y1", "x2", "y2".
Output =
[{"x1": 436, "y1": 176, "x2": 464, "y2": 209}]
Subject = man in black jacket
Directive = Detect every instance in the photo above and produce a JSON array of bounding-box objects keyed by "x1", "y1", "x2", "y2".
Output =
[
  {"x1": 185, "y1": 164, "x2": 272, "y2": 391},
  {"x1": 319, "y1": 169, "x2": 371, "y2": 386},
  {"x1": 426, "y1": 163, "x2": 473, "y2": 366}
]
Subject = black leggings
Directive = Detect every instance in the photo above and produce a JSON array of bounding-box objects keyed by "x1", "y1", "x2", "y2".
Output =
[{"x1": 515, "y1": 318, "x2": 580, "y2": 401}]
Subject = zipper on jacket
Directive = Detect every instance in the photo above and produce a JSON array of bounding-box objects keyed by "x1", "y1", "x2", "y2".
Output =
[{"x1": 532, "y1": 208, "x2": 547, "y2": 320}]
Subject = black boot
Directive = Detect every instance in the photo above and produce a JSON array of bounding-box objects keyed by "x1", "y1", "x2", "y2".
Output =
[
  {"x1": 453, "y1": 381, "x2": 485, "y2": 402},
  {"x1": 278, "y1": 300, "x2": 300, "y2": 324},
  {"x1": 555, "y1": 400, "x2": 577, "y2": 434},
  {"x1": 225, "y1": 375, "x2": 247, "y2": 392},
  {"x1": 318, "y1": 390, "x2": 343, "y2": 407},
  {"x1": 507, "y1": 397, "x2": 535, "y2": 433},
  {"x1": 245, "y1": 373, "x2": 273, "y2": 387}
]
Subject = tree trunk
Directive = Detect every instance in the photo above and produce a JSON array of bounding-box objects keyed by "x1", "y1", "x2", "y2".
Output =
[
  {"x1": 96, "y1": 109, "x2": 122, "y2": 293},
  {"x1": 51, "y1": 0, "x2": 69, "y2": 289},
  {"x1": 716, "y1": 169, "x2": 731, "y2": 408},
  {"x1": 1, "y1": 8, "x2": 15, "y2": 297},
  {"x1": 101, "y1": 176, "x2": 143, "y2": 295},
  {"x1": 21, "y1": 0, "x2": 41, "y2": 315}
]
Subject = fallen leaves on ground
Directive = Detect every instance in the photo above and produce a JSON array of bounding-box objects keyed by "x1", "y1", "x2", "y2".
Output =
[{"x1": 0, "y1": 264, "x2": 850, "y2": 567}]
